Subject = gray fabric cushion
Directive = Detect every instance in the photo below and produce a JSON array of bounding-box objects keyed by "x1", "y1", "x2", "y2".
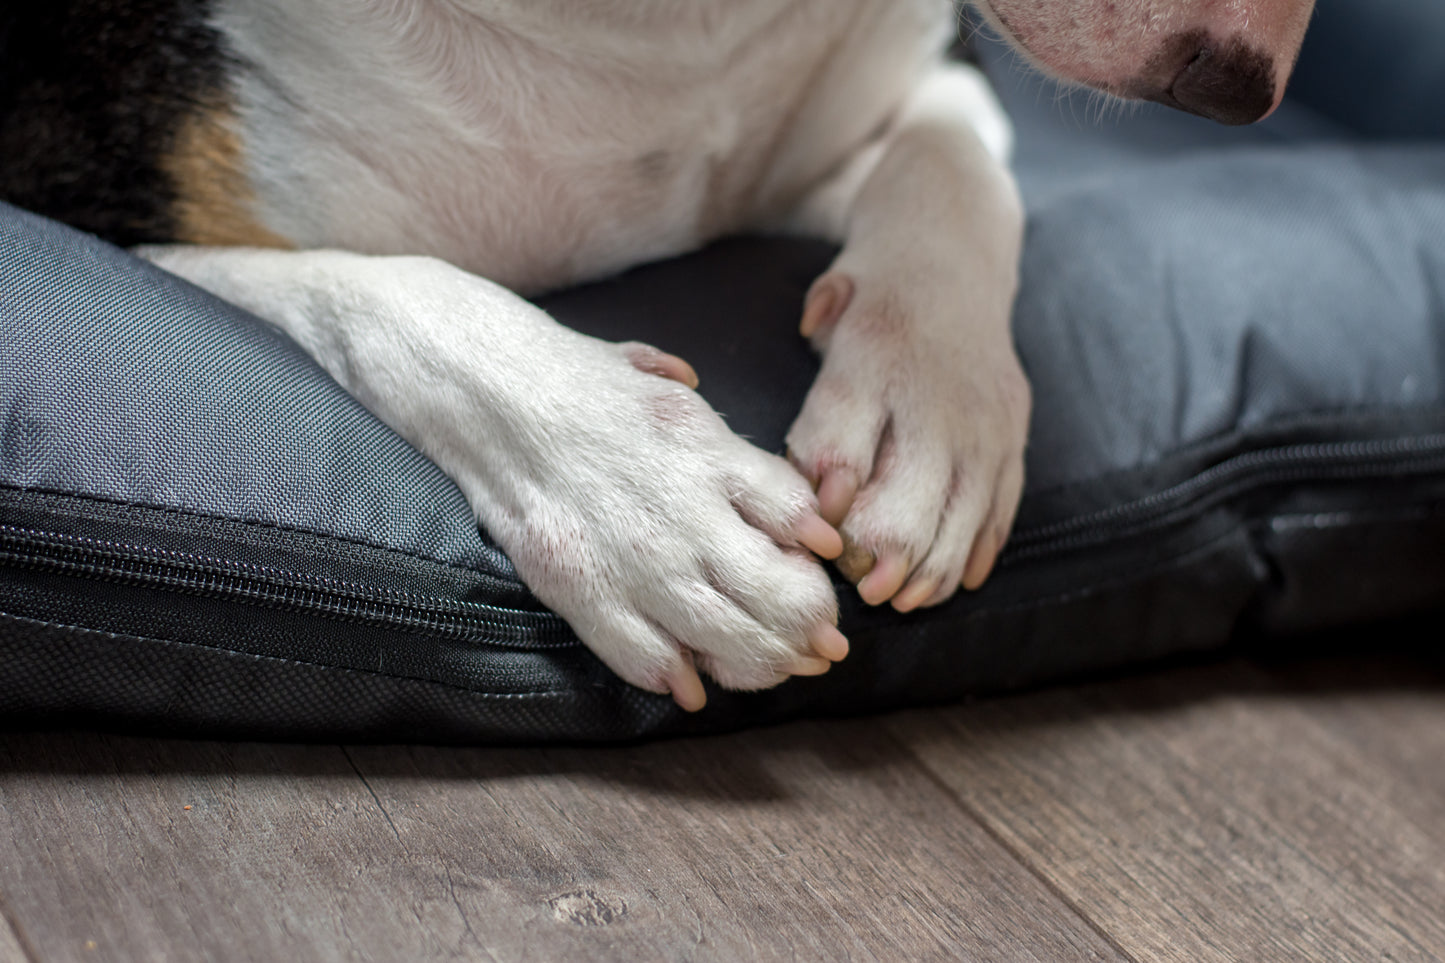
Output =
[{"x1": 2, "y1": 13, "x2": 1444, "y2": 741}]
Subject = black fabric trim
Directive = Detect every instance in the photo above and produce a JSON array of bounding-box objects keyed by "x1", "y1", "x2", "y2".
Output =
[{"x1": 5, "y1": 453, "x2": 1444, "y2": 741}]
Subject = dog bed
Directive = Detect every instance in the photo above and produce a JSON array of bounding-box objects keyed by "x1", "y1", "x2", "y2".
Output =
[{"x1": 3, "y1": 15, "x2": 1443, "y2": 742}]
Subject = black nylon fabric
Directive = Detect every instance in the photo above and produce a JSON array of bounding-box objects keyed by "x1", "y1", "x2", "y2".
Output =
[{"x1": 3, "y1": 10, "x2": 1445, "y2": 742}]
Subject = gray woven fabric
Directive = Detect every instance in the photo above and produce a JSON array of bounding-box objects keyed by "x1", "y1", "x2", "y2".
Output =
[
  {"x1": 0, "y1": 203, "x2": 513, "y2": 578},
  {"x1": 1, "y1": 2, "x2": 1444, "y2": 740}
]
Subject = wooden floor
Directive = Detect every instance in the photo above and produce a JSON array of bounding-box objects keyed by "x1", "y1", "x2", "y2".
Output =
[{"x1": 1, "y1": 648, "x2": 1442, "y2": 963}]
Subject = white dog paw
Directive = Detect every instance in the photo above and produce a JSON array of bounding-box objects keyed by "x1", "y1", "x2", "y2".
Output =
[
  {"x1": 786, "y1": 269, "x2": 1030, "y2": 612},
  {"x1": 132, "y1": 248, "x2": 847, "y2": 711},
  {"x1": 472, "y1": 332, "x2": 848, "y2": 711}
]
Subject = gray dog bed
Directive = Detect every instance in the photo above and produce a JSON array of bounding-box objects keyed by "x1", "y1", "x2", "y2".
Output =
[{"x1": 2, "y1": 4, "x2": 1443, "y2": 741}]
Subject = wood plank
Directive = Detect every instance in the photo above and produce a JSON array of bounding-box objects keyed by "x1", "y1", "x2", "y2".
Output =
[
  {"x1": 1249, "y1": 652, "x2": 1445, "y2": 835},
  {"x1": 0, "y1": 723, "x2": 1124, "y2": 963},
  {"x1": 0, "y1": 898, "x2": 34, "y2": 963},
  {"x1": 341, "y1": 719, "x2": 1125, "y2": 962},
  {"x1": 889, "y1": 658, "x2": 1445, "y2": 963},
  {"x1": 0, "y1": 734, "x2": 485, "y2": 963}
]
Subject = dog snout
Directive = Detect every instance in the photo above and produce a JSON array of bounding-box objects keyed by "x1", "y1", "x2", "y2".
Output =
[{"x1": 1142, "y1": 33, "x2": 1277, "y2": 125}]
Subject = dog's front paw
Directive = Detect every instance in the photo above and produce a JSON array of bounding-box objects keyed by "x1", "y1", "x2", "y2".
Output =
[
  {"x1": 786, "y1": 270, "x2": 1031, "y2": 611},
  {"x1": 472, "y1": 334, "x2": 848, "y2": 711},
  {"x1": 132, "y1": 248, "x2": 845, "y2": 711}
]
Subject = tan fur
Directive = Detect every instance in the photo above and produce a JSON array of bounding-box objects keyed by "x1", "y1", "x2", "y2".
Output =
[{"x1": 163, "y1": 102, "x2": 293, "y2": 249}]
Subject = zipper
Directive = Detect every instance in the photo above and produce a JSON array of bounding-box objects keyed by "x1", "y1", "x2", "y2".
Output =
[
  {"x1": 1003, "y1": 433, "x2": 1445, "y2": 564},
  {"x1": 0, "y1": 522, "x2": 575, "y2": 648},
  {"x1": 3, "y1": 434, "x2": 1445, "y2": 632}
]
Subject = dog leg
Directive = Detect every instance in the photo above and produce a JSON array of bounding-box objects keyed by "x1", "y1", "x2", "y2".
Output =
[
  {"x1": 781, "y1": 62, "x2": 1030, "y2": 611},
  {"x1": 134, "y1": 246, "x2": 848, "y2": 709}
]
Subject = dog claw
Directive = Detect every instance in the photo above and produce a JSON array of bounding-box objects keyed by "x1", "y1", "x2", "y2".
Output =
[
  {"x1": 624, "y1": 343, "x2": 700, "y2": 389},
  {"x1": 796, "y1": 513, "x2": 844, "y2": 559},
  {"x1": 800, "y1": 273, "x2": 855, "y2": 339},
  {"x1": 816, "y1": 471, "x2": 859, "y2": 528},
  {"x1": 858, "y1": 552, "x2": 910, "y2": 606},
  {"x1": 892, "y1": 576, "x2": 941, "y2": 613},
  {"x1": 806, "y1": 622, "x2": 850, "y2": 662},
  {"x1": 788, "y1": 655, "x2": 833, "y2": 677},
  {"x1": 653, "y1": 352, "x2": 700, "y2": 389},
  {"x1": 962, "y1": 530, "x2": 1003, "y2": 590},
  {"x1": 666, "y1": 659, "x2": 708, "y2": 712}
]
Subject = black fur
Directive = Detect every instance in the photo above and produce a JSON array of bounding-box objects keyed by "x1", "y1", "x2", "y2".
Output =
[{"x1": 0, "y1": 0, "x2": 226, "y2": 246}]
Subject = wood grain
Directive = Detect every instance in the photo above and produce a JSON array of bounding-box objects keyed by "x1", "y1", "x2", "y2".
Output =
[
  {"x1": 0, "y1": 722, "x2": 1123, "y2": 963},
  {"x1": 0, "y1": 737, "x2": 426, "y2": 963},
  {"x1": 890, "y1": 658, "x2": 1445, "y2": 963},
  {"x1": 0, "y1": 899, "x2": 33, "y2": 963},
  {"x1": 5, "y1": 654, "x2": 1441, "y2": 962},
  {"x1": 1251, "y1": 652, "x2": 1445, "y2": 836}
]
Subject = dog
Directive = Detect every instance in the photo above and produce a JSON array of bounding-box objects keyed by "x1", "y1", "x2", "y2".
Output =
[{"x1": 0, "y1": 0, "x2": 1315, "y2": 710}]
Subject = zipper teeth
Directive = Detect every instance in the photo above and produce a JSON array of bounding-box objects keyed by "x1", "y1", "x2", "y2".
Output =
[
  {"x1": 1007, "y1": 434, "x2": 1445, "y2": 560},
  {"x1": 0, "y1": 524, "x2": 574, "y2": 648},
  {"x1": 4, "y1": 435, "x2": 1445, "y2": 626}
]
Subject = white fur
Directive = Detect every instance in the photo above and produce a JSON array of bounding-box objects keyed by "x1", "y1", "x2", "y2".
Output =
[
  {"x1": 134, "y1": 245, "x2": 839, "y2": 693},
  {"x1": 784, "y1": 65, "x2": 1027, "y2": 603},
  {"x1": 210, "y1": 0, "x2": 950, "y2": 292},
  {"x1": 140, "y1": 0, "x2": 1030, "y2": 701}
]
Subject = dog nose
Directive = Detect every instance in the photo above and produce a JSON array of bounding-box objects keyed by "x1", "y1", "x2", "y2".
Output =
[{"x1": 1145, "y1": 36, "x2": 1276, "y2": 125}]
